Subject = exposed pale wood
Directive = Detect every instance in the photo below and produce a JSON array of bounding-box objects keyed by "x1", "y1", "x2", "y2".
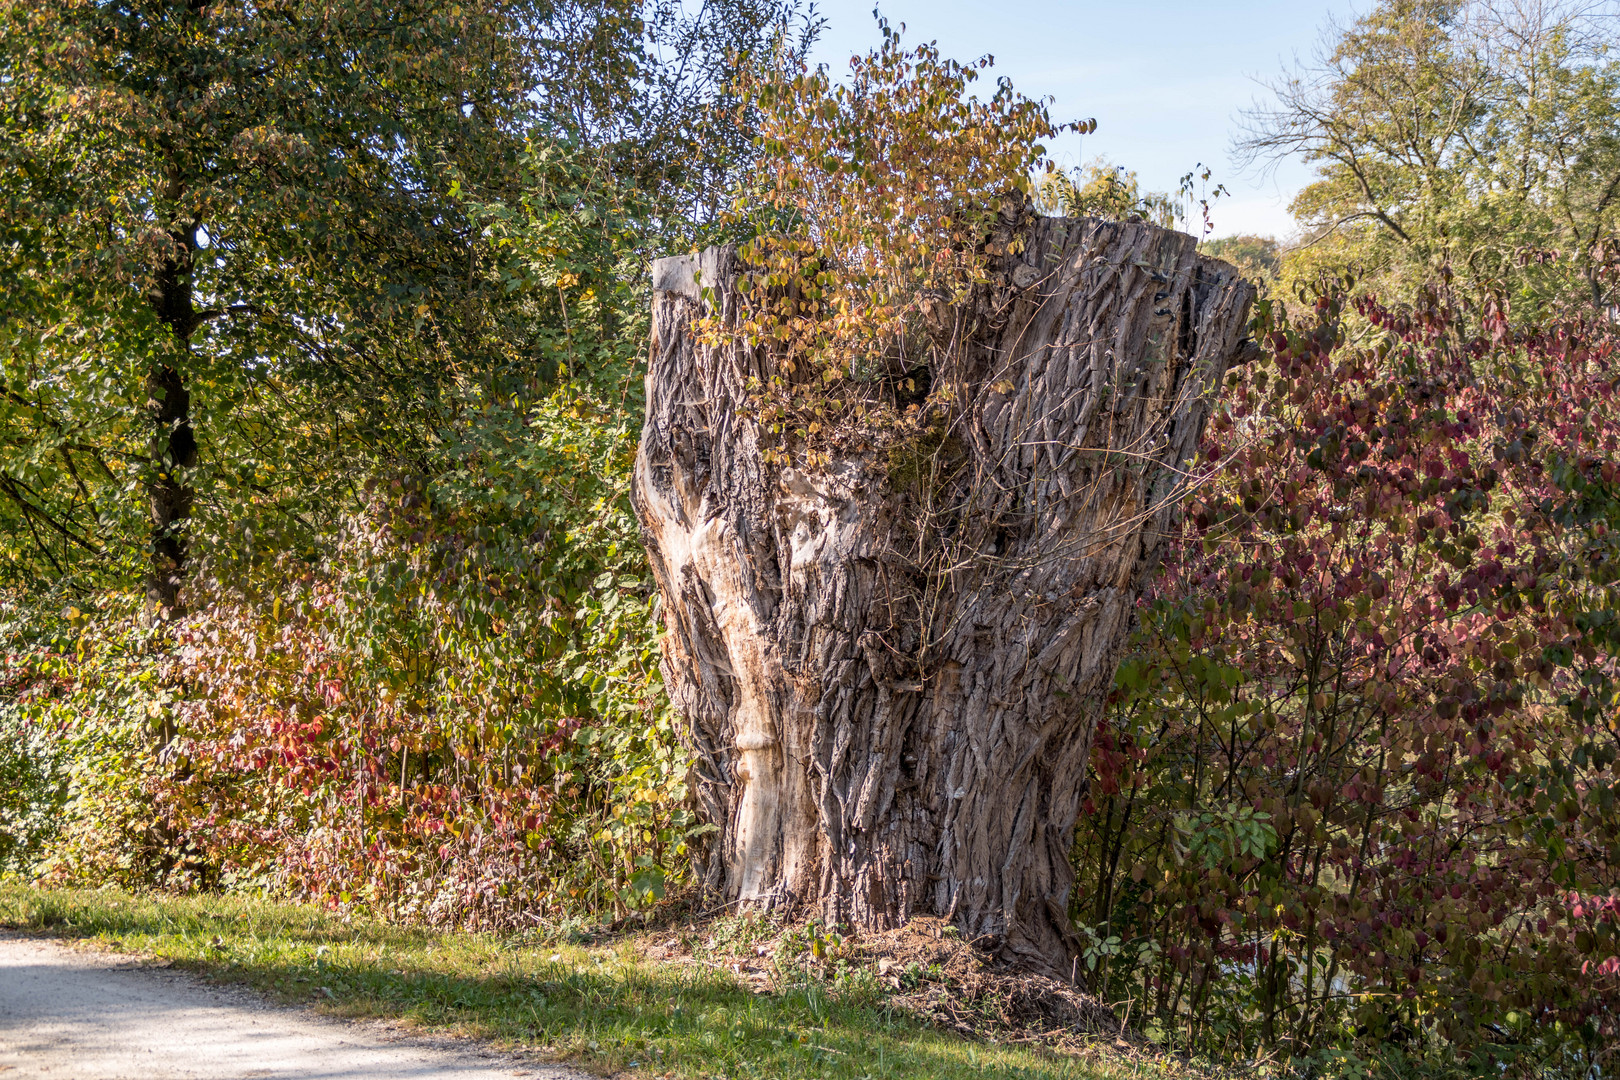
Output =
[{"x1": 634, "y1": 211, "x2": 1253, "y2": 974}]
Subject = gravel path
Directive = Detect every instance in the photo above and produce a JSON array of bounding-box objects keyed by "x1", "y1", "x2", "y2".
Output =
[{"x1": 0, "y1": 934, "x2": 590, "y2": 1080}]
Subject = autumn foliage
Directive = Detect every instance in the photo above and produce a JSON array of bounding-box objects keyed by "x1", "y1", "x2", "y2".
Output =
[
  {"x1": 709, "y1": 20, "x2": 1084, "y2": 471},
  {"x1": 3, "y1": 2, "x2": 1619, "y2": 1073},
  {"x1": 1076, "y1": 283, "x2": 1620, "y2": 1070}
]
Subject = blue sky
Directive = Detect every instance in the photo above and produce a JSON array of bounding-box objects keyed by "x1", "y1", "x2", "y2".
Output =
[{"x1": 804, "y1": 1, "x2": 1365, "y2": 239}]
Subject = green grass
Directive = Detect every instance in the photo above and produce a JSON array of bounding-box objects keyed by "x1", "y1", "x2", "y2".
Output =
[{"x1": 0, "y1": 881, "x2": 1184, "y2": 1080}]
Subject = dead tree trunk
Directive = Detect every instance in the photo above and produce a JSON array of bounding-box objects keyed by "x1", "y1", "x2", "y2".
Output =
[{"x1": 633, "y1": 212, "x2": 1253, "y2": 974}]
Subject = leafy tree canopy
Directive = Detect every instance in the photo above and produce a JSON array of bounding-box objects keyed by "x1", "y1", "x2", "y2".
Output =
[
  {"x1": 1239, "y1": 0, "x2": 1620, "y2": 314},
  {"x1": 0, "y1": 0, "x2": 809, "y2": 605}
]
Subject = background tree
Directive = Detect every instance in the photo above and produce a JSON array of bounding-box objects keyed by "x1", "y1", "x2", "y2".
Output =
[
  {"x1": 0, "y1": 0, "x2": 557, "y2": 613},
  {"x1": 1239, "y1": 0, "x2": 1620, "y2": 314},
  {"x1": 550, "y1": 0, "x2": 824, "y2": 233},
  {"x1": 1032, "y1": 157, "x2": 1171, "y2": 225},
  {"x1": 1199, "y1": 235, "x2": 1283, "y2": 295},
  {"x1": 0, "y1": 0, "x2": 808, "y2": 614}
]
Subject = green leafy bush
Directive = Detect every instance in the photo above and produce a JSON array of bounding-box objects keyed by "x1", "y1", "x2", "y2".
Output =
[{"x1": 0, "y1": 660, "x2": 67, "y2": 872}]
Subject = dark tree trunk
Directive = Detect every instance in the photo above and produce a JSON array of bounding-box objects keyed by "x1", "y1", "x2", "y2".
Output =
[
  {"x1": 145, "y1": 233, "x2": 198, "y2": 621},
  {"x1": 634, "y1": 213, "x2": 1253, "y2": 975},
  {"x1": 145, "y1": 362, "x2": 195, "y2": 619}
]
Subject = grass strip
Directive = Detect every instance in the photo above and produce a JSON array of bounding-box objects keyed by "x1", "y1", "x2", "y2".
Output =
[{"x1": 0, "y1": 882, "x2": 1174, "y2": 1080}]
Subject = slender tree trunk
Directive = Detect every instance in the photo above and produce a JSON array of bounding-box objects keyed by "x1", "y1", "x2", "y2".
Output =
[
  {"x1": 145, "y1": 233, "x2": 198, "y2": 621},
  {"x1": 634, "y1": 212, "x2": 1253, "y2": 974},
  {"x1": 145, "y1": 362, "x2": 195, "y2": 618}
]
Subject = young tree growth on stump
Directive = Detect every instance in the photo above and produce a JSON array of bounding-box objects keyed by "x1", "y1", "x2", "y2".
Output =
[{"x1": 635, "y1": 211, "x2": 1254, "y2": 971}]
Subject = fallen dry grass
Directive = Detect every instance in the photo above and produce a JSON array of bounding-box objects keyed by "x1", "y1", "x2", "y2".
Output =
[{"x1": 628, "y1": 910, "x2": 1133, "y2": 1052}]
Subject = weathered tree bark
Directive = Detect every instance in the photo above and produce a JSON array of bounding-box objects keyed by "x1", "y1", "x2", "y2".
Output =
[{"x1": 634, "y1": 210, "x2": 1254, "y2": 974}]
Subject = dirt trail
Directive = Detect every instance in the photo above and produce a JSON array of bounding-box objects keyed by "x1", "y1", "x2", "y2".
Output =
[{"x1": 0, "y1": 934, "x2": 588, "y2": 1080}]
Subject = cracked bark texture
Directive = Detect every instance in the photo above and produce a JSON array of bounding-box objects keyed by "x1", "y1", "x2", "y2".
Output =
[{"x1": 633, "y1": 213, "x2": 1254, "y2": 974}]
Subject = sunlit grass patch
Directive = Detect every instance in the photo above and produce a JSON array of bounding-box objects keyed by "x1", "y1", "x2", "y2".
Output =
[{"x1": 0, "y1": 882, "x2": 1185, "y2": 1080}]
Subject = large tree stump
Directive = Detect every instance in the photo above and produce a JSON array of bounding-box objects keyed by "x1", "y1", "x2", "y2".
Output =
[{"x1": 633, "y1": 211, "x2": 1253, "y2": 973}]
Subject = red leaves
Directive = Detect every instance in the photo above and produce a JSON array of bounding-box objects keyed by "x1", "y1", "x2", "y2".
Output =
[
  {"x1": 1080, "y1": 286, "x2": 1620, "y2": 1056},
  {"x1": 1584, "y1": 956, "x2": 1620, "y2": 977}
]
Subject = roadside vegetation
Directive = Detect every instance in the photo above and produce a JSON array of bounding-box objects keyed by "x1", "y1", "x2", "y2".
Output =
[{"x1": 0, "y1": 882, "x2": 1186, "y2": 1080}]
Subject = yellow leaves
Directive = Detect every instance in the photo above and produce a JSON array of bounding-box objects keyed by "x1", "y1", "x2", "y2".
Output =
[
  {"x1": 702, "y1": 30, "x2": 1061, "y2": 465},
  {"x1": 555, "y1": 272, "x2": 579, "y2": 289}
]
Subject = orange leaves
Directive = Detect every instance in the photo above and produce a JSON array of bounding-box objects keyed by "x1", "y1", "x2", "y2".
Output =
[{"x1": 702, "y1": 21, "x2": 1066, "y2": 459}]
